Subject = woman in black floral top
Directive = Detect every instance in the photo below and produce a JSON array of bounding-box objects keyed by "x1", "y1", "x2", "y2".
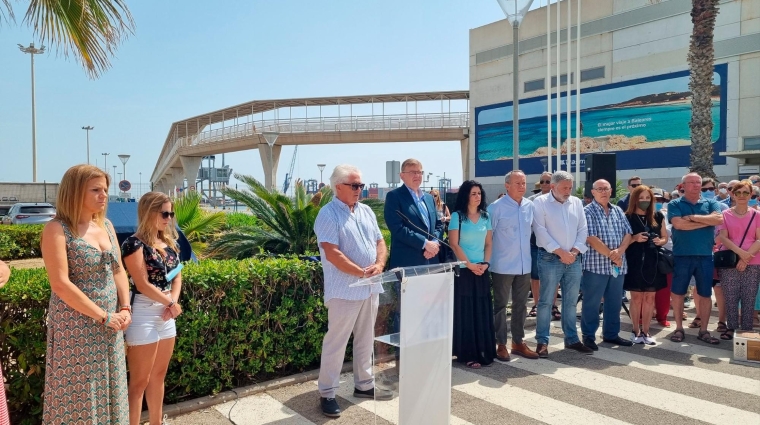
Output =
[{"x1": 121, "y1": 192, "x2": 182, "y2": 425}]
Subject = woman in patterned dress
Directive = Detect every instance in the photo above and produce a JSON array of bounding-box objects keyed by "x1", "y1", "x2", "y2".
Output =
[
  {"x1": 40, "y1": 164, "x2": 132, "y2": 424},
  {"x1": 122, "y1": 192, "x2": 182, "y2": 425},
  {"x1": 0, "y1": 260, "x2": 10, "y2": 425}
]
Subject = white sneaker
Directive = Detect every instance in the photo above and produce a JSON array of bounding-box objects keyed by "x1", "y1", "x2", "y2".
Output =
[
  {"x1": 642, "y1": 333, "x2": 656, "y2": 345},
  {"x1": 162, "y1": 414, "x2": 170, "y2": 425},
  {"x1": 631, "y1": 332, "x2": 644, "y2": 344}
]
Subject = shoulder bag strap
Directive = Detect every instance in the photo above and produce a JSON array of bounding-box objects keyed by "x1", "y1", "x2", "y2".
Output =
[{"x1": 738, "y1": 210, "x2": 757, "y2": 247}]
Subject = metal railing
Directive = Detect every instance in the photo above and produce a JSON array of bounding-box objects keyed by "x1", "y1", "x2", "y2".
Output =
[{"x1": 156, "y1": 112, "x2": 469, "y2": 180}]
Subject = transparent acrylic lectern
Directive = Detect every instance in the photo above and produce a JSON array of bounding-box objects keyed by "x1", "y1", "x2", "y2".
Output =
[{"x1": 349, "y1": 262, "x2": 462, "y2": 424}]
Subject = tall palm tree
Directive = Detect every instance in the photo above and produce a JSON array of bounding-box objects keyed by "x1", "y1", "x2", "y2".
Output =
[
  {"x1": 174, "y1": 191, "x2": 226, "y2": 255},
  {"x1": 687, "y1": 0, "x2": 720, "y2": 179},
  {"x1": 207, "y1": 175, "x2": 333, "y2": 259},
  {"x1": 2, "y1": 0, "x2": 135, "y2": 78},
  {"x1": 649, "y1": 0, "x2": 719, "y2": 178}
]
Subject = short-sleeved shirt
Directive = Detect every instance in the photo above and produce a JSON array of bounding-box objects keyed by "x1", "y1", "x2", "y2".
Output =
[
  {"x1": 315, "y1": 198, "x2": 384, "y2": 302},
  {"x1": 449, "y1": 211, "x2": 492, "y2": 265},
  {"x1": 717, "y1": 208, "x2": 760, "y2": 265},
  {"x1": 667, "y1": 197, "x2": 722, "y2": 256},
  {"x1": 121, "y1": 235, "x2": 181, "y2": 293},
  {"x1": 583, "y1": 200, "x2": 632, "y2": 274}
]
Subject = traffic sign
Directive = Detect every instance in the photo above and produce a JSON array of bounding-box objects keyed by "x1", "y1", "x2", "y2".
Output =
[{"x1": 118, "y1": 180, "x2": 131, "y2": 192}]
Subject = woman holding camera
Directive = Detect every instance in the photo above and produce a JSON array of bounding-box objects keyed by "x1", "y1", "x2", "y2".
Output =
[{"x1": 624, "y1": 185, "x2": 669, "y2": 344}]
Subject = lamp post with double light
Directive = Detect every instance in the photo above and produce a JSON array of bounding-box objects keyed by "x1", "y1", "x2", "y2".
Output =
[
  {"x1": 18, "y1": 42, "x2": 45, "y2": 182},
  {"x1": 82, "y1": 126, "x2": 94, "y2": 164},
  {"x1": 496, "y1": 0, "x2": 534, "y2": 172}
]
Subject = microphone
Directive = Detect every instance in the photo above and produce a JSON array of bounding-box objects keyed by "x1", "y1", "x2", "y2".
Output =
[{"x1": 395, "y1": 210, "x2": 453, "y2": 251}]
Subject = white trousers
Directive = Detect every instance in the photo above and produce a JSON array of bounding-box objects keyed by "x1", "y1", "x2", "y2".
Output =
[{"x1": 317, "y1": 294, "x2": 379, "y2": 398}]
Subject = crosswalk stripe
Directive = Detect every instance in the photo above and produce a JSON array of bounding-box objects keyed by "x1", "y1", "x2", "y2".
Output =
[
  {"x1": 617, "y1": 316, "x2": 734, "y2": 360},
  {"x1": 501, "y1": 352, "x2": 760, "y2": 424},
  {"x1": 215, "y1": 393, "x2": 313, "y2": 425},
  {"x1": 451, "y1": 367, "x2": 630, "y2": 425}
]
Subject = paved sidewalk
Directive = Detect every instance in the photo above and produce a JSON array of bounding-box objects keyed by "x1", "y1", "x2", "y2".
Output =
[{"x1": 172, "y1": 305, "x2": 760, "y2": 425}]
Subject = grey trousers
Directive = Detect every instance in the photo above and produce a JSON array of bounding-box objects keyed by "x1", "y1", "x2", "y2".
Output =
[
  {"x1": 317, "y1": 294, "x2": 379, "y2": 398},
  {"x1": 492, "y1": 272, "x2": 531, "y2": 345}
]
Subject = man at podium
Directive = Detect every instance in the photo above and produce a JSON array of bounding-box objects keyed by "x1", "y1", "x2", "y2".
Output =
[{"x1": 314, "y1": 164, "x2": 391, "y2": 418}]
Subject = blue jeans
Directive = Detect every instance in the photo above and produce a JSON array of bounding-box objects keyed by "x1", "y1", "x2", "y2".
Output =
[
  {"x1": 536, "y1": 250, "x2": 582, "y2": 345},
  {"x1": 580, "y1": 271, "x2": 625, "y2": 342}
]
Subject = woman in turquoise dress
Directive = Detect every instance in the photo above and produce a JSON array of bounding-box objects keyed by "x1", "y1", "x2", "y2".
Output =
[
  {"x1": 41, "y1": 164, "x2": 131, "y2": 424},
  {"x1": 449, "y1": 180, "x2": 496, "y2": 369}
]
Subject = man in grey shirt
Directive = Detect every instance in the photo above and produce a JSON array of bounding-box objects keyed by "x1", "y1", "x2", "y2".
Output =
[{"x1": 314, "y1": 164, "x2": 390, "y2": 417}]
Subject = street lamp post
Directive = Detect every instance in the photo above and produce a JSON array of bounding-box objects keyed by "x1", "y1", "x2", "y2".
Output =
[
  {"x1": 317, "y1": 163, "x2": 326, "y2": 185},
  {"x1": 18, "y1": 42, "x2": 46, "y2": 182},
  {"x1": 102, "y1": 152, "x2": 109, "y2": 173},
  {"x1": 139, "y1": 172, "x2": 142, "y2": 198},
  {"x1": 262, "y1": 132, "x2": 280, "y2": 191},
  {"x1": 118, "y1": 154, "x2": 130, "y2": 182},
  {"x1": 82, "y1": 126, "x2": 94, "y2": 164},
  {"x1": 496, "y1": 0, "x2": 534, "y2": 172},
  {"x1": 112, "y1": 165, "x2": 117, "y2": 196}
]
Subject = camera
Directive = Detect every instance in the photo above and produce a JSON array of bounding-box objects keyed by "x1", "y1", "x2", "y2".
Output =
[{"x1": 647, "y1": 232, "x2": 659, "y2": 249}]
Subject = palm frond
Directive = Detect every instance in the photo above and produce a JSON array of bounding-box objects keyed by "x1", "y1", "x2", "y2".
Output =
[
  {"x1": 23, "y1": 0, "x2": 135, "y2": 78},
  {"x1": 1, "y1": 0, "x2": 14, "y2": 24}
]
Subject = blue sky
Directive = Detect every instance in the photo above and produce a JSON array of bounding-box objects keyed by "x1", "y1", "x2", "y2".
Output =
[{"x1": 0, "y1": 0, "x2": 539, "y2": 193}]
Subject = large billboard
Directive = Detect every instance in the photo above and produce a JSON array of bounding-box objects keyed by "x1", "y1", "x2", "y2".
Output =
[{"x1": 474, "y1": 64, "x2": 728, "y2": 177}]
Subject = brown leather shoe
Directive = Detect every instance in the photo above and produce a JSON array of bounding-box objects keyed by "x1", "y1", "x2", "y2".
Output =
[
  {"x1": 496, "y1": 344, "x2": 510, "y2": 361},
  {"x1": 511, "y1": 341, "x2": 539, "y2": 359},
  {"x1": 535, "y1": 343, "x2": 549, "y2": 358}
]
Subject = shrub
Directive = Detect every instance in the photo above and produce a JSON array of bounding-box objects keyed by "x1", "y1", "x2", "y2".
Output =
[
  {"x1": 0, "y1": 258, "x2": 331, "y2": 424},
  {"x1": 222, "y1": 212, "x2": 259, "y2": 230},
  {"x1": 0, "y1": 225, "x2": 43, "y2": 260}
]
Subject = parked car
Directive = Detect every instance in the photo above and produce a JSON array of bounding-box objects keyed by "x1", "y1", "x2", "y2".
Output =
[
  {"x1": 0, "y1": 205, "x2": 11, "y2": 222},
  {"x1": 2, "y1": 203, "x2": 56, "y2": 225}
]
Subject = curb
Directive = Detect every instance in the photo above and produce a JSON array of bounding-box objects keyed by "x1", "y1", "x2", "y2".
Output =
[{"x1": 141, "y1": 361, "x2": 356, "y2": 422}]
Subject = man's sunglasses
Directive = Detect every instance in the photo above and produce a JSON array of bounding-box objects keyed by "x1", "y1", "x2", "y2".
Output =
[
  {"x1": 630, "y1": 183, "x2": 642, "y2": 188},
  {"x1": 342, "y1": 183, "x2": 366, "y2": 191},
  {"x1": 160, "y1": 211, "x2": 175, "y2": 219},
  {"x1": 540, "y1": 180, "x2": 551, "y2": 184},
  {"x1": 701, "y1": 187, "x2": 715, "y2": 192}
]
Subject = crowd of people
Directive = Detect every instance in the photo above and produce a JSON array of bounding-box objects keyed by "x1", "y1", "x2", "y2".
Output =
[
  {"x1": 2, "y1": 161, "x2": 759, "y2": 422},
  {"x1": 313, "y1": 159, "x2": 760, "y2": 418}
]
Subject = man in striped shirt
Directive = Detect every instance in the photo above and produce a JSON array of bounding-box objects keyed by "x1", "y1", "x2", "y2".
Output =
[
  {"x1": 314, "y1": 164, "x2": 391, "y2": 418},
  {"x1": 581, "y1": 179, "x2": 634, "y2": 351}
]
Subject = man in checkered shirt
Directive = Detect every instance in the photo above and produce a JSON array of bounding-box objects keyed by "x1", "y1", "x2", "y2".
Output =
[{"x1": 581, "y1": 179, "x2": 635, "y2": 351}]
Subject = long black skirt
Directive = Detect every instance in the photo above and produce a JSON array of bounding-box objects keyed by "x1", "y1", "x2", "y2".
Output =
[{"x1": 452, "y1": 268, "x2": 496, "y2": 366}]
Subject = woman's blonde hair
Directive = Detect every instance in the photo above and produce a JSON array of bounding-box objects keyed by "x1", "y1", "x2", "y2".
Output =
[
  {"x1": 135, "y1": 192, "x2": 179, "y2": 256},
  {"x1": 56, "y1": 164, "x2": 111, "y2": 237},
  {"x1": 430, "y1": 189, "x2": 443, "y2": 209}
]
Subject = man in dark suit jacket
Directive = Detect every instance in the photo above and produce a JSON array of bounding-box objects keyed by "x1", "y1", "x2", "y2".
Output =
[{"x1": 384, "y1": 158, "x2": 443, "y2": 269}]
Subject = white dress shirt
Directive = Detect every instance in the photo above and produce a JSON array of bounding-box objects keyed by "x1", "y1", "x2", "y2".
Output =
[
  {"x1": 488, "y1": 195, "x2": 533, "y2": 275},
  {"x1": 532, "y1": 191, "x2": 588, "y2": 254}
]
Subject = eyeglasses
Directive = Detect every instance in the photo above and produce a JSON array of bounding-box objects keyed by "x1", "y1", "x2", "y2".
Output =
[
  {"x1": 701, "y1": 187, "x2": 715, "y2": 192},
  {"x1": 752, "y1": 180, "x2": 759, "y2": 184},
  {"x1": 433, "y1": 195, "x2": 439, "y2": 198},
  {"x1": 540, "y1": 180, "x2": 551, "y2": 184},
  {"x1": 679, "y1": 189, "x2": 685, "y2": 194},
  {"x1": 402, "y1": 171, "x2": 424, "y2": 176},
  {"x1": 629, "y1": 183, "x2": 641, "y2": 188},
  {"x1": 593, "y1": 188, "x2": 611, "y2": 192},
  {"x1": 341, "y1": 183, "x2": 366, "y2": 191},
  {"x1": 734, "y1": 191, "x2": 751, "y2": 197},
  {"x1": 160, "y1": 211, "x2": 175, "y2": 219}
]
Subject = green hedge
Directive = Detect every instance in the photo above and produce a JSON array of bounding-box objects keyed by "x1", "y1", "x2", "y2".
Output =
[
  {"x1": 0, "y1": 225, "x2": 43, "y2": 260},
  {"x1": 0, "y1": 258, "x2": 330, "y2": 425},
  {"x1": 221, "y1": 212, "x2": 259, "y2": 230}
]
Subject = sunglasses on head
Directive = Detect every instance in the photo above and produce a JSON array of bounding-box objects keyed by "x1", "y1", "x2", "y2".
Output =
[
  {"x1": 160, "y1": 211, "x2": 175, "y2": 219},
  {"x1": 342, "y1": 183, "x2": 366, "y2": 191},
  {"x1": 701, "y1": 187, "x2": 715, "y2": 192},
  {"x1": 540, "y1": 180, "x2": 551, "y2": 184}
]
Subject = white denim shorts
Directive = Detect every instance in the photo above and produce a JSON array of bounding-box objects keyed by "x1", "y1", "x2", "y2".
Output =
[{"x1": 124, "y1": 293, "x2": 176, "y2": 346}]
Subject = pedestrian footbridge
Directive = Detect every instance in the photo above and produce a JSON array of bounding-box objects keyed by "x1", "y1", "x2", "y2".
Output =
[{"x1": 150, "y1": 91, "x2": 470, "y2": 193}]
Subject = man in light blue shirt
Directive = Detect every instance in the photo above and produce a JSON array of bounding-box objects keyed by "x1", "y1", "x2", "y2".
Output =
[
  {"x1": 314, "y1": 164, "x2": 390, "y2": 418},
  {"x1": 488, "y1": 170, "x2": 539, "y2": 361}
]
